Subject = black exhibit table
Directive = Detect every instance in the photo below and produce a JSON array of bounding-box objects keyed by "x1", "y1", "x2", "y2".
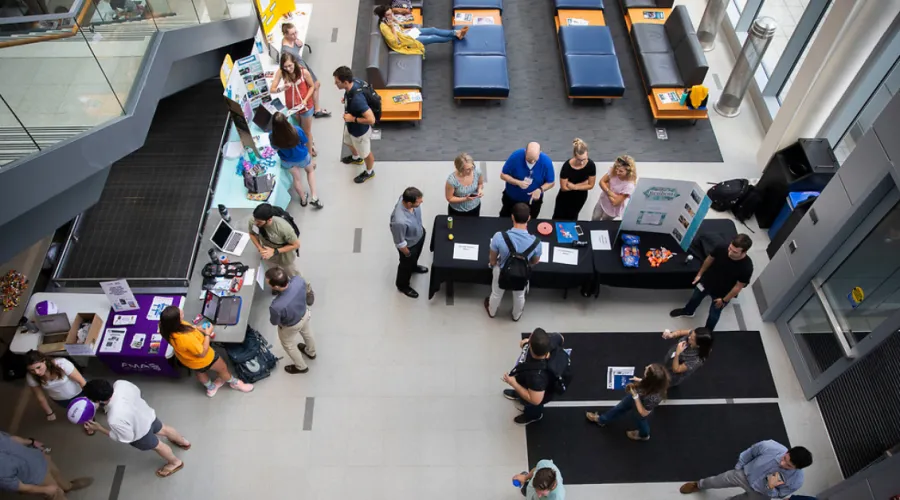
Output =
[
  {"x1": 591, "y1": 218, "x2": 738, "y2": 291},
  {"x1": 429, "y1": 216, "x2": 595, "y2": 299}
]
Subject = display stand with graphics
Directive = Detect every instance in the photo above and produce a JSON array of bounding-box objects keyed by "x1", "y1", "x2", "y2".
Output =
[{"x1": 618, "y1": 178, "x2": 712, "y2": 250}]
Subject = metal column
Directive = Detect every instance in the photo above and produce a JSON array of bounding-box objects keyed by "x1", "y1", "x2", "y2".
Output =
[
  {"x1": 715, "y1": 16, "x2": 778, "y2": 117},
  {"x1": 697, "y1": 0, "x2": 729, "y2": 52}
]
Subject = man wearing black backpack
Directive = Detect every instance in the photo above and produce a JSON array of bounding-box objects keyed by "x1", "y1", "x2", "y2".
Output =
[
  {"x1": 333, "y1": 66, "x2": 378, "y2": 184},
  {"x1": 503, "y1": 328, "x2": 569, "y2": 425},
  {"x1": 485, "y1": 203, "x2": 542, "y2": 321}
]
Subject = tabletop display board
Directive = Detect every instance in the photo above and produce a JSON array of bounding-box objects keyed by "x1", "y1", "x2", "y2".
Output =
[
  {"x1": 618, "y1": 178, "x2": 711, "y2": 251},
  {"x1": 253, "y1": 0, "x2": 296, "y2": 38},
  {"x1": 99, "y1": 279, "x2": 138, "y2": 312}
]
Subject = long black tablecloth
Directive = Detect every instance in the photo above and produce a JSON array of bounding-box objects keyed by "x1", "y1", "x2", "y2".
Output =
[
  {"x1": 429, "y1": 216, "x2": 595, "y2": 299},
  {"x1": 428, "y1": 216, "x2": 738, "y2": 298}
]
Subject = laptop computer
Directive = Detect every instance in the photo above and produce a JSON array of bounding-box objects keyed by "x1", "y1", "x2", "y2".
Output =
[
  {"x1": 202, "y1": 291, "x2": 242, "y2": 326},
  {"x1": 210, "y1": 219, "x2": 250, "y2": 256}
]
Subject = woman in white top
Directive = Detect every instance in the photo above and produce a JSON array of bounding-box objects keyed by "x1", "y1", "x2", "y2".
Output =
[
  {"x1": 25, "y1": 350, "x2": 87, "y2": 422},
  {"x1": 592, "y1": 155, "x2": 638, "y2": 221}
]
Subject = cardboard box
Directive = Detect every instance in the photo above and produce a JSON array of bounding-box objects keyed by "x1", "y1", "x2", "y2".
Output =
[{"x1": 64, "y1": 313, "x2": 104, "y2": 356}]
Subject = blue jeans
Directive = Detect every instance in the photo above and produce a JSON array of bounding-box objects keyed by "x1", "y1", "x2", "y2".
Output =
[
  {"x1": 682, "y1": 287, "x2": 726, "y2": 331},
  {"x1": 598, "y1": 395, "x2": 650, "y2": 438},
  {"x1": 418, "y1": 27, "x2": 456, "y2": 45}
]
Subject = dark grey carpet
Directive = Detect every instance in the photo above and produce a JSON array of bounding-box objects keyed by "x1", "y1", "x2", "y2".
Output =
[
  {"x1": 350, "y1": 0, "x2": 723, "y2": 162},
  {"x1": 58, "y1": 80, "x2": 225, "y2": 285}
]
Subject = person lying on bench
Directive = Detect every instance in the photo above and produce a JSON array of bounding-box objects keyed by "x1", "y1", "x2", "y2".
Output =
[
  {"x1": 378, "y1": 0, "x2": 414, "y2": 24},
  {"x1": 374, "y1": 5, "x2": 468, "y2": 56}
]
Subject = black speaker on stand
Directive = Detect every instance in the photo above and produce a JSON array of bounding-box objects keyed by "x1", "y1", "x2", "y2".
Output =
[{"x1": 755, "y1": 138, "x2": 839, "y2": 228}]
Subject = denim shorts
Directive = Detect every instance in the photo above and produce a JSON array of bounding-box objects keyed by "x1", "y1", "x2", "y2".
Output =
[
  {"x1": 129, "y1": 418, "x2": 163, "y2": 451},
  {"x1": 296, "y1": 107, "x2": 314, "y2": 119},
  {"x1": 281, "y1": 152, "x2": 311, "y2": 169}
]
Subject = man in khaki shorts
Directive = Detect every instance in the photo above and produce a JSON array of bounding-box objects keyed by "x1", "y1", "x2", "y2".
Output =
[
  {"x1": 333, "y1": 66, "x2": 377, "y2": 184},
  {"x1": 266, "y1": 266, "x2": 317, "y2": 374}
]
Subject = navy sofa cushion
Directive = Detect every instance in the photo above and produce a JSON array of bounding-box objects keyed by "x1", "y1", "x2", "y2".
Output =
[
  {"x1": 453, "y1": 54, "x2": 510, "y2": 98},
  {"x1": 453, "y1": 24, "x2": 507, "y2": 56},
  {"x1": 559, "y1": 25, "x2": 614, "y2": 55},
  {"x1": 453, "y1": 0, "x2": 502, "y2": 12},
  {"x1": 564, "y1": 54, "x2": 625, "y2": 97},
  {"x1": 639, "y1": 51, "x2": 683, "y2": 88},
  {"x1": 631, "y1": 23, "x2": 670, "y2": 53},
  {"x1": 554, "y1": 0, "x2": 604, "y2": 9}
]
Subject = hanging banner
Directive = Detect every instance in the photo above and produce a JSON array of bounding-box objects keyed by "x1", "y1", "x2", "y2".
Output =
[
  {"x1": 254, "y1": 0, "x2": 296, "y2": 37},
  {"x1": 618, "y1": 178, "x2": 711, "y2": 251},
  {"x1": 220, "y1": 54, "x2": 233, "y2": 88}
]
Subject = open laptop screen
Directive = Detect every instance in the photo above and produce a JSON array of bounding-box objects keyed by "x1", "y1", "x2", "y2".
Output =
[{"x1": 211, "y1": 221, "x2": 233, "y2": 249}]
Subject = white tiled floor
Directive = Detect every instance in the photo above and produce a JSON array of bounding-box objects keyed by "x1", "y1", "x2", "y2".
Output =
[{"x1": 0, "y1": 0, "x2": 845, "y2": 498}]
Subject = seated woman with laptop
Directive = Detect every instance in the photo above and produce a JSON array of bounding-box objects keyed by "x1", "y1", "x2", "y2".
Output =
[{"x1": 374, "y1": 5, "x2": 468, "y2": 56}]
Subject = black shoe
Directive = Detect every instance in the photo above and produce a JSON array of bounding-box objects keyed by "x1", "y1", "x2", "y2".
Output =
[
  {"x1": 398, "y1": 287, "x2": 419, "y2": 298},
  {"x1": 484, "y1": 297, "x2": 495, "y2": 318},
  {"x1": 514, "y1": 413, "x2": 543, "y2": 426},
  {"x1": 297, "y1": 344, "x2": 317, "y2": 359},
  {"x1": 669, "y1": 308, "x2": 695, "y2": 318},
  {"x1": 340, "y1": 155, "x2": 358, "y2": 164},
  {"x1": 284, "y1": 365, "x2": 309, "y2": 374},
  {"x1": 353, "y1": 170, "x2": 375, "y2": 183},
  {"x1": 414, "y1": 265, "x2": 428, "y2": 274},
  {"x1": 310, "y1": 198, "x2": 324, "y2": 209},
  {"x1": 503, "y1": 389, "x2": 518, "y2": 401}
]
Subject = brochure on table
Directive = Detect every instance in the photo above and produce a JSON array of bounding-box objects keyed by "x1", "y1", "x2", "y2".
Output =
[
  {"x1": 618, "y1": 177, "x2": 711, "y2": 250},
  {"x1": 99, "y1": 280, "x2": 139, "y2": 312}
]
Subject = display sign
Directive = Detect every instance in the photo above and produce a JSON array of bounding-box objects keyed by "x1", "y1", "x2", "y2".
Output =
[
  {"x1": 220, "y1": 54, "x2": 233, "y2": 88},
  {"x1": 254, "y1": 0, "x2": 296, "y2": 37},
  {"x1": 235, "y1": 54, "x2": 271, "y2": 108},
  {"x1": 100, "y1": 280, "x2": 139, "y2": 312},
  {"x1": 618, "y1": 178, "x2": 711, "y2": 251}
]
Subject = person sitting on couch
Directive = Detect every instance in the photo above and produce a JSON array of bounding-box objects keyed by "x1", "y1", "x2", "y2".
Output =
[{"x1": 374, "y1": 5, "x2": 468, "y2": 56}]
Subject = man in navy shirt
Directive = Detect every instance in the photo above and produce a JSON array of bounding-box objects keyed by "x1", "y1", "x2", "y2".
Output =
[
  {"x1": 500, "y1": 142, "x2": 556, "y2": 219},
  {"x1": 333, "y1": 66, "x2": 377, "y2": 184}
]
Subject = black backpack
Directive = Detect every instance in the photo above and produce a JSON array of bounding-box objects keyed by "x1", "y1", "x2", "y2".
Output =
[
  {"x1": 346, "y1": 79, "x2": 382, "y2": 122},
  {"x1": 223, "y1": 326, "x2": 280, "y2": 384},
  {"x1": 499, "y1": 232, "x2": 540, "y2": 291},
  {"x1": 731, "y1": 186, "x2": 761, "y2": 222},
  {"x1": 511, "y1": 345, "x2": 573, "y2": 398},
  {"x1": 708, "y1": 179, "x2": 750, "y2": 212},
  {"x1": 259, "y1": 206, "x2": 301, "y2": 256}
]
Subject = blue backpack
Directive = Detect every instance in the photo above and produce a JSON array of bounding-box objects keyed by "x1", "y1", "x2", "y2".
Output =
[{"x1": 224, "y1": 326, "x2": 280, "y2": 383}]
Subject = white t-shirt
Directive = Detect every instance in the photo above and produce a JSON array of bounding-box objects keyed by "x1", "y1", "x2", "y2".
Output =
[
  {"x1": 104, "y1": 380, "x2": 157, "y2": 444},
  {"x1": 25, "y1": 358, "x2": 82, "y2": 401}
]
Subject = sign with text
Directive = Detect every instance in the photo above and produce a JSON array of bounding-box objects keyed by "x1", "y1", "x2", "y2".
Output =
[{"x1": 618, "y1": 177, "x2": 711, "y2": 251}]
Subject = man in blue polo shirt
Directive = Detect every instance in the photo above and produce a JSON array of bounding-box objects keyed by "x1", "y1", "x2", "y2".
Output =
[
  {"x1": 500, "y1": 142, "x2": 556, "y2": 219},
  {"x1": 485, "y1": 203, "x2": 543, "y2": 321}
]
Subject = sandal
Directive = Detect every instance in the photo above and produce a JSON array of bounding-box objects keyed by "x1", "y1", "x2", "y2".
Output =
[
  {"x1": 156, "y1": 462, "x2": 184, "y2": 478},
  {"x1": 313, "y1": 110, "x2": 331, "y2": 118},
  {"x1": 299, "y1": 192, "x2": 309, "y2": 207},
  {"x1": 310, "y1": 144, "x2": 317, "y2": 157},
  {"x1": 169, "y1": 439, "x2": 191, "y2": 450}
]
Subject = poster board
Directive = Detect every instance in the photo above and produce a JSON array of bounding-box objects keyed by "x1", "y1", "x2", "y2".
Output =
[
  {"x1": 100, "y1": 280, "x2": 139, "y2": 312},
  {"x1": 618, "y1": 178, "x2": 711, "y2": 250},
  {"x1": 235, "y1": 54, "x2": 272, "y2": 108},
  {"x1": 220, "y1": 54, "x2": 233, "y2": 88},
  {"x1": 253, "y1": 0, "x2": 296, "y2": 51}
]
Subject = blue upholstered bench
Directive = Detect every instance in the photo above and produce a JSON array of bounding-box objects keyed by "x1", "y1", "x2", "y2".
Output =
[
  {"x1": 554, "y1": 0, "x2": 604, "y2": 9},
  {"x1": 557, "y1": 25, "x2": 624, "y2": 101},
  {"x1": 452, "y1": 24, "x2": 509, "y2": 99},
  {"x1": 453, "y1": 0, "x2": 502, "y2": 12}
]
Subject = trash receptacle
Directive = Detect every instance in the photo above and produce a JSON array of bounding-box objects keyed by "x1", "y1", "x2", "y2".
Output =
[{"x1": 768, "y1": 191, "x2": 820, "y2": 240}]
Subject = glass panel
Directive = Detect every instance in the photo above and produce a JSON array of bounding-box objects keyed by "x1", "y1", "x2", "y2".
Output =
[
  {"x1": 0, "y1": 25, "x2": 124, "y2": 144},
  {"x1": 777, "y1": 1, "x2": 832, "y2": 102},
  {"x1": 0, "y1": 93, "x2": 39, "y2": 167},
  {"x1": 833, "y1": 58, "x2": 900, "y2": 165},
  {"x1": 757, "y1": 0, "x2": 830, "y2": 78},
  {"x1": 193, "y1": 0, "x2": 231, "y2": 22},
  {"x1": 733, "y1": 0, "x2": 750, "y2": 12},
  {"x1": 820, "y1": 201, "x2": 900, "y2": 342},
  {"x1": 787, "y1": 294, "x2": 843, "y2": 377},
  {"x1": 149, "y1": 0, "x2": 200, "y2": 29}
]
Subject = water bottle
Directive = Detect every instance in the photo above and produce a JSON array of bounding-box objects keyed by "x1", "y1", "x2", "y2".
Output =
[
  {"x1": 208, "y1": 248, "x2": 218, "y2": 264},
  {"x1": 513, "y1": 479, "x2": 522, "y2": 488},
  {"x1": 447, "y1": 217, "x2": 453, "y2": 229},
  {"x1": 218, "y1": 204, "x2": 231, "y2": 223}
]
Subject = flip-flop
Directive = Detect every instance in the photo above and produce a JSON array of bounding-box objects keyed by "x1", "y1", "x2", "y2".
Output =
[
  {"x1": 310, "y1": 145, "x2": 318, "y2": 157},
  {"x1": 156, "y1": 462, "x2": 184, "y2": 478},
  {"x1": 299, "y1": 192, "x2": 309, "y2": 207},
  {"x1": 169, "y1": 439, "x2": 191, "y2": 450}
]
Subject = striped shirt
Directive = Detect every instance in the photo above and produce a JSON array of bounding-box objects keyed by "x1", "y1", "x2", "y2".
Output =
[
  {"x1": 447, "y1": 168, "x2": 482, "y2": 213},
  {"x1": 664, "y1": 341, "x2": 704, "y2": 387}
]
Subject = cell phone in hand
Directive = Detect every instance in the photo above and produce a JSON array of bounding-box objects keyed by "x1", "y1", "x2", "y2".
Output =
[{"x1": 469, "y1": 193, "x2": 479, "y2": 198}]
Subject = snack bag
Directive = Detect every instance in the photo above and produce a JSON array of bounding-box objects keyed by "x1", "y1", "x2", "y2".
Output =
[{"x1": 622, "y1": 234, "x2": 640, "y2": 246}]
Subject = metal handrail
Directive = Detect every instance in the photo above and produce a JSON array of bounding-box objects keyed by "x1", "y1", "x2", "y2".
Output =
[{"x1": 0, "y1": 0, "x2": 86, "y2": 25}]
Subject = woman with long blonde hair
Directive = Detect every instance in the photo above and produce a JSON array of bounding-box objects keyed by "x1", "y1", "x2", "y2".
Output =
[
  {"x1": 445, "y1": 153, "x2": 483, "y2": 217},
  {"x1": 592, "y1": 155, "x2": 637, "y2": 221},
  {"x1": 552, "y1": 138, "x2": 596, "y2": 220}
]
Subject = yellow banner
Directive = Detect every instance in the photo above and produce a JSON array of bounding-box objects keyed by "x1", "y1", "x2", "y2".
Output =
[
  {"x1": 255, "y1": 0, "x2": 296, "y2": 36},
  {"x1": 220, "y1": 54, "x2": 233, "y2": 88}
]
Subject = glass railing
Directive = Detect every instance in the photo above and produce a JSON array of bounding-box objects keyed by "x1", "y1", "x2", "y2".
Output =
[{"x1": 0, "y1": 0, "x2": 251, "y2": 167}]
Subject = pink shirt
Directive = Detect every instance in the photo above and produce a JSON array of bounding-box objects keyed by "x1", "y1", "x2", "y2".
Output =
[{"x1": 598, "y1": 172, "x2": 636, "y2": 218}]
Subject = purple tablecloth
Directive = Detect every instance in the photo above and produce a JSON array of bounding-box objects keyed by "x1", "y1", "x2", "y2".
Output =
[{"x1": 96, "y1": 294, "x2": 184, "y2": 377}]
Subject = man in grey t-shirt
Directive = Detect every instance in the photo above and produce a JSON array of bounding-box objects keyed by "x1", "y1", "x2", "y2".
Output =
[
  {"x1": 390, "y1": 187, "x2": 427, "y2": 298},
  {"x1": 0, "y1": 432, "x2": 92, "y2": 498},
  {"x1": 266, "y1": 266, "x2": 317, "y2": 375}
]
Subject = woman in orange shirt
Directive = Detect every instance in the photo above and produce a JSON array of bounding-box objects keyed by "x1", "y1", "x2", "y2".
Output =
[{"x1": 158, "y1": 306, "x2": 253, "y2": 397}]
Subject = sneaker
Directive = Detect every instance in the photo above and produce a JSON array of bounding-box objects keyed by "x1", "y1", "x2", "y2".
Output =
[
  {"x1": 585, "y1": 411, "x2": 606, "y2": 427},
  {"x1": 669, "y1": 308, "x2": 694, "y2": 318},
  {"x1": 514, "y1": 413, "x2": 543, "y2": 426},
  {"x1": 626, "y1": 430, "x2": 650, "y2": 441},
  {"x1": 310, "y1": 198, "x2": 324, "y2": 209},
  {"x1": 502, "y1": 389, "x2": 518, "y2": 401},
  {"x1": 353, "y1": 170, "x2": 375, "y2": 183},
  {"x1": 229, "y1": 379, "x2": 254, "y2": 393},
  {"x1": 340, "y1": 155, "x2": 359, "y2": 164},
  {"x1": 206, "y1": 378, "x2": 225, "y2": 397}
]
